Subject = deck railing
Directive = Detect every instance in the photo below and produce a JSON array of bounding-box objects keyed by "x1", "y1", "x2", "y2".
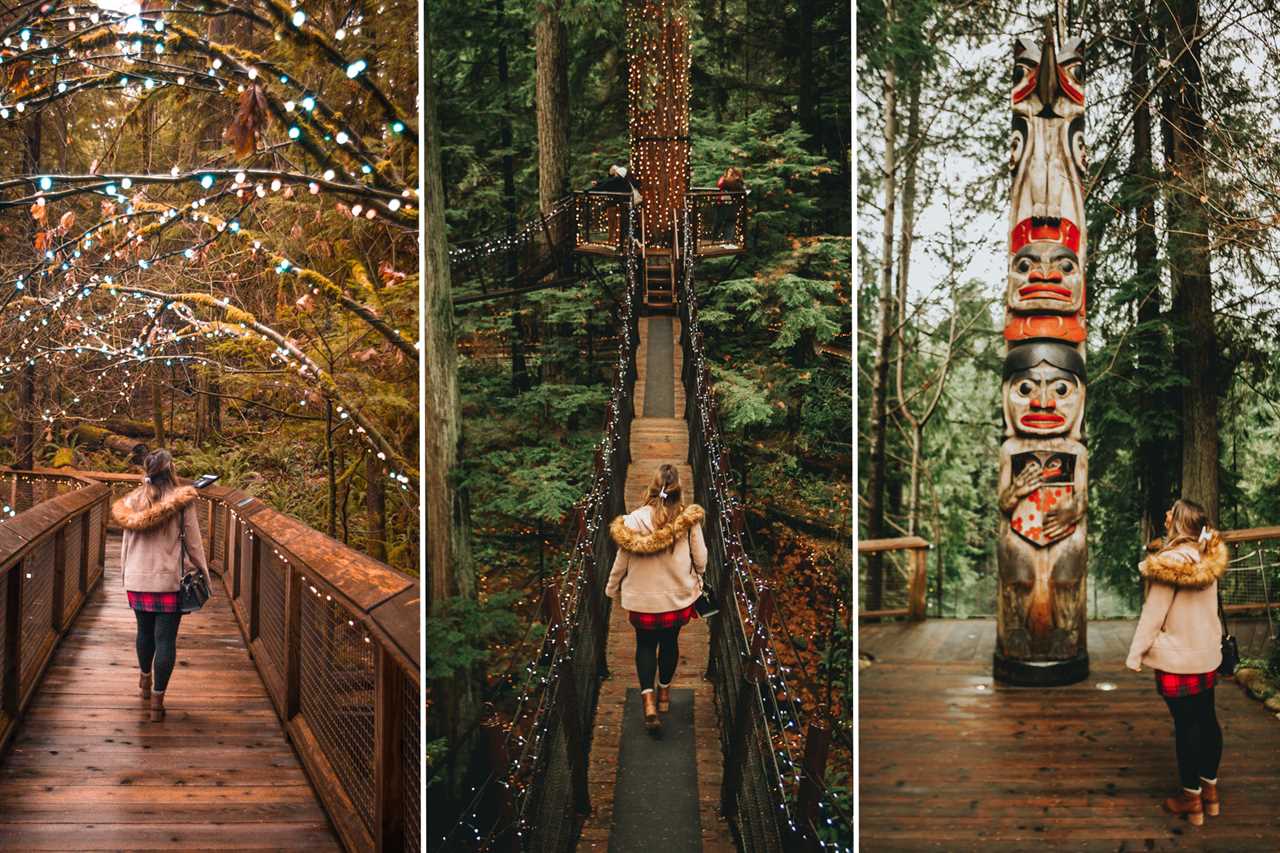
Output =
[
  {"x1": 573, "y1": 190, "x2": 634, "y2": 256},
  {"x1": 95, "y1": 471, "x2": 420, "y2": 853},
  {"x1": 686, "y1": 188, "x2": 748, "y2": 257},
  {"x1": 0, "y1": 470, "x2": 109, "y2": 757},
  {"x1": 1217, "y1": 527, "x2": 1280, "y2": 659},
  {"x1": 858, "y1": 537, "x2": 930, "y2": 621}
]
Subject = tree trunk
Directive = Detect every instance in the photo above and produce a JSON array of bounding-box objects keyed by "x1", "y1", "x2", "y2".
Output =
[
  {"x1": 895, "y1": 79, "x2": 921, "y2": 535},
  {"x1": 535, "y1": 0, "x2": 570, "y2": 214},
  {"x1": 863, "y1": 0, "x2": 897, "y2": 612},
  {"x1": 365, "y1": 453, "x2": 387, "y2": 562},
  {"x1": 424, "y1": 20, "x2": 479, "y2": 784},
  {"x1": 1130, "y1": 2, "x2": 1170, "y2": 542},
  {"x1": 17, "y1": 113, "x2": 41, "y2": 471},
  {"x1": 497, "y1": 0, "x2": 529, "y2": 392},
  {"x1": 152, "y1": 371, "x2": 167, "y2": 448},
  {"x1": 1161, "y1": 0, "x2": 1218, "y2": 523},
  {"x1": 326, "y1": 401, "x2": 337, "y2": 537}
]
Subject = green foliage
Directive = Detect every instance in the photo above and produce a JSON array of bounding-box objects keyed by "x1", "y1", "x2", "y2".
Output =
[{"x1": 425, "y1": 592, "x2": 523, "y2": 682}]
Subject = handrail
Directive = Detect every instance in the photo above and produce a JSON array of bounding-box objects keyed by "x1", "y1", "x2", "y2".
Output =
[
  {"x1": 0, "y1": 470, "x2": 109, "y2": 759},
  {"x1": 858, "y1": 537, "x2": 929, "y2": 622},
  {"x1": 89, "y1": 470, "x2": 420, "y2": 853},
  {"x1": 438, "y1": 201, "x2": 642, "y2": 851},
  {"x1": 676, "y1": 211, "x2": 848, "y2": 851}
]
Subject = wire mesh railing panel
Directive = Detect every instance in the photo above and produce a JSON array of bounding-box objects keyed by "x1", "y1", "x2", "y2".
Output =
[
  {"x1": 402, "y1": 673, "x2": 422, "y2": 853},
  {"x1": 212, "y1": 503, "x2": 227, "y2": 568},
  {"x1": 299, "y1": 587, "x2": 377, "y2": 834},
  {"x1": 20, "y1": 537, "x2": 57, "y2": 689},
  {"x1": 686, "y1": 190, "x2": 747, "y2": 254},
  {"x1": 239, "y1": 523, "x2": 255, "y2": 606},
  {"x1": 572, "y1": 192, "x2": 630, "y2": 253},
  {"x1": 62, "y1": 519, "x2": 84, "y2": 624},
  {"x1": 1224, "y1": 538, "x2": 1280, "y2": 659},
  {"x1": 0, "y1": 570, "x2": 7, "y2": 705},
  {"x1": 87, "y1": 502, "x2": 104, "y2": 585},
  {"x1": 857, "y1": 551, "x2": 912, "y2": 614},
  {"x1": 523, "y1": 696, "x2": 574, "y2": 853},
  {"x1": 257, "y1": 546, "x2": 287, "y2": 684}
]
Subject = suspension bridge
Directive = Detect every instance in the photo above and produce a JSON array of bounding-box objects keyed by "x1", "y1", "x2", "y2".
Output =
[{"x1": 0, "y1": 469, "x2": 420, "y2": 852}]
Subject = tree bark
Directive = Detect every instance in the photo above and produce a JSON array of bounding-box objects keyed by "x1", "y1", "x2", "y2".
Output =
[
  {"x1": 1130, "y1": 2, "x2": 1171, "y2": 542},
  {"x1": 424, "y1": 19, "x2": 479, "y2": 783},
  {"x1": 365, "y1": 452, "x2": 387, "y2": 562},
  {"x1": 535, "y1": 0, "x2": 570, "y2": 214},
  {"x1": 16, "y1": 113, "x2": 41, "y2": 472},
  {"x1": 496, "y1": 0, "x2": 529, "y2": 391},
  {"x1": 1161, "y1": 0, "x2": 1218, "y2": 523},
  {"x1": 894, "y1": 80, "x2": 921, "y2": 535},
  {"x1": 863, "y1": 0, "x2": 897, "y2": 612}
]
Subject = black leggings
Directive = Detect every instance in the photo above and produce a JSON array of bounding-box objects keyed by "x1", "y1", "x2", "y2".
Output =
[
  {"x1": 135, "y1": 610, "x2": 183, "y2": 693},
  {"x1": 1164, "y1": 688, "x2": 1223, "y2": 789},
  {"x1": 634, "y1": 624, "x2": 682, "y2": 691}
]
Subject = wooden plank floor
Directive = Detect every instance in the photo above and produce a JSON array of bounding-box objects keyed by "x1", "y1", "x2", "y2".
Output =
[
  {"x1": 0, "y1": 531, "x2": 340, "y2": 851},
  {"x1": 581, "y1": 315, "x2": 734, "y2": 852},
  {"x1": 860, "y1": 619, "x2": 1280, "y2": 851}
]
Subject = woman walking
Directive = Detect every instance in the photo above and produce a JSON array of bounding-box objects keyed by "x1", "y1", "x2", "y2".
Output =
[
  {"x1": 1125, "y1": 498, "x2": 1229, "y2": 826},
  {"x1": 111, "y1": 449, "x2": 211, "y2": 721},
  {"x1": 607, "y1": 464, "x2": 707, "y2": 732}
]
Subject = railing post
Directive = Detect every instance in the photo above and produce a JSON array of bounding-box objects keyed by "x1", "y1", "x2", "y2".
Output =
[
  {"x1": 2, "y1": 563, "x2": 21, "y2": 719},
  {"x1": 373, "y1": 645, "x2": 405, "y2": 853},
  {"x1": 283, "y1": 562, "x2": 302, "y2": 721},
  {"x1": 248, "y1": 529, "x2": 261, "y2": 642},
  {"x1": 51, "y1": 526, "x2": 66, "y2": 633},
  {"x1": 908, "y1": 546, "x2": 928, "y2": 621},
  {"x1": 481, "y1": 718, "x2": 520, "y2": 853},
  {"x1": 232, "y1": 517, "x2": 242, "y2": 599},
  {"x1": 796, "y1": 720, "x2": 832, "y2": 850}
]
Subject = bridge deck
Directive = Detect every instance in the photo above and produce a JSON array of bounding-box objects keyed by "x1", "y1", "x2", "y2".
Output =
[
  {"x1": 0, "y1": 530, "x2": 340, "y2": 850},
  {"x1": 580, "y1": 315, "x2": 734, "y2": 852},
  {"x1": 860, "y1": 618, "x2": 1280, "y2": 852}
]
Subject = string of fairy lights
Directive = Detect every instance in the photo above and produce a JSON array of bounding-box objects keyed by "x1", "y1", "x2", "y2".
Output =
[
  {"x1": 0, "y1": 1, "x2": 419, "y2": 490},
  {"x1": 625, "y1": 0, "x2": 692, "y2": 218},
  {"x1": 678, "y1": 209, "x2": 851, "y2": 847},
  {"x1": 448, "y1": 195, "x2": 575, "y2": 266},
  {"x1": 436, "y1": 204, "x2": 642, "y2": 850}
]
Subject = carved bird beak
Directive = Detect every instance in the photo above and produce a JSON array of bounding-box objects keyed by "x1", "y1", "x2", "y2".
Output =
[{"x1": 1037, "y1": 36, "x2": 1059, "y2": 117}]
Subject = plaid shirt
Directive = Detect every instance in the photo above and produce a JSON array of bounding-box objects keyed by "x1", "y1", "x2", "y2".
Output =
[
  {"x1": 127, "y1": 590, "x2": 181, "y2": 613},
  {"x1": 629, "y1": 603, "x2": 698, "y2": 631},
  {"x1": 1155, "y1": 669, "x2": 1216, "y2": 699}
]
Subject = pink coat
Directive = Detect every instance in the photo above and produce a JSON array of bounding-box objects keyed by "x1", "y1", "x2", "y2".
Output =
[
  {"x1": 112, "y1": 485, "x2": 211, "y2": 592},
  {"x1": 1125, "y1": 539, "x2": 1228, "y2": 675}
]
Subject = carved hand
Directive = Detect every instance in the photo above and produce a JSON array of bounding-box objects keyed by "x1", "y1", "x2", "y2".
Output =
[
  {"x1": 1043, "y1": 506, "x2": 1078, "y2": 539},
  {"x1": 1000, "y1": 463, "x2": 1043, "y2": 513}
]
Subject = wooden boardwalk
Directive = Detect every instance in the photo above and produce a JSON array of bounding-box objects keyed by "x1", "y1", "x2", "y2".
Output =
[
  {"x1": 0, "y1": 530, "x2": 339, "y2": 850},
  {"x1": 580, "y1": 315, "x2": 734, "y2": 852},
  {"x1": 860, "y1": 619, "x2": 1280, "y2": 852}
]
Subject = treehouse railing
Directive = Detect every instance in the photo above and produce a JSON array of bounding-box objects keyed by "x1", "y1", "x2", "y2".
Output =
[
  {"x1": 439, "y1": 204, "x2": 641, "y2": 852},
  {"x1": 0, "y1": 471, "x2": 109, "y2": 758},
  {"x1": 857, "y1": 537, "x2": 930, "y2": 622},
  {"x1": 573, "y1": 190, "x2": 635, "y2": 256},
  {"x1": 686, "y1": 188, "x2": 749, "y2": 257},
  {"x1": 95, "y1": 471, "x2": 420, "y2": 853},
  {"x1": 1216, "y1": 527, "x2": 1280, "y2": 659},
  {"x1": 677, "y1": 215, "x2": 848, "y2": 851}
]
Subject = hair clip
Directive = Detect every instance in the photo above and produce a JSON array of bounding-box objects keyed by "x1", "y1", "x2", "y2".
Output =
[
  {"x1": 142, "y1": 475, "x2": 151, "y2": 484},
  {"x1": 659, "y1": 488, "x2": 668, "y2": 500},
  {"x1": 1198, "y1": 527, "x2": 1213, "y2": 545}
]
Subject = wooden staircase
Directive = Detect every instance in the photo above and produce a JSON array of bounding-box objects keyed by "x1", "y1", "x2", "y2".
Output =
[{"x1": 641, "y1": 250, "x2": 676, "y2": 310}]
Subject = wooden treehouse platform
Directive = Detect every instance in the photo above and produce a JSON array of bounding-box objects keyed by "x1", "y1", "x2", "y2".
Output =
[
  {"x1": 860, "y1": 618, "x2": 1280, "y2": 852},
  {"x1": 0, "y1": 530, "x2": 339, "y2": 850},
  {"x1": 580, "y1": 315, "x2": 734, "y2": 852}
]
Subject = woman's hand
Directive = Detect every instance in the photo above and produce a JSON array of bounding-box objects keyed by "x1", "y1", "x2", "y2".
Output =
[{"x1": 1125, "y1": 656, "x2": 1142, "y2": 673}]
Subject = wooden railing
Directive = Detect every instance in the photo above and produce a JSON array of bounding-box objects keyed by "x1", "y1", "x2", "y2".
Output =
[
  {"x1": 858, "y1": 536, "x2": 930, "y2": 621},
  {"x1": 685, "y1": 188, "x2": 749, "y2": 257},
  {"x1": 96, "y1": 472, "x2": 420, "y2": 853},
  {"x1": 0, "y1": 471, "x2": 109, "y2": 757}
]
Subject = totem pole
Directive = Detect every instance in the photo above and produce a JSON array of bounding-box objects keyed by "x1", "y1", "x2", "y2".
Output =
[{"x1": 994, "y1": 28, "x2": 1090, "y2": 685}]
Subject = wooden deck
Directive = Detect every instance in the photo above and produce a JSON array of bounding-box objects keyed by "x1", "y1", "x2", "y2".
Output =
[
  {"x1": 0, "y1": 530, "x2": 340, "y2": 850},
  {"x1": 860, "y1": 619, "x2": 1280, "y2": 851},
  {"x1": 580, "y1": 315, "x2": 734, "y2": 851}
]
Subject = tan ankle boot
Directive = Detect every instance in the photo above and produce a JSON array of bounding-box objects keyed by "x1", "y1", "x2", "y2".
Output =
[
  {"x1": 642, "y1": 691, "x2": 660, "y2": 731},
  {"x1": 656, "y1": 685, "x2": 671, "y2": 713},
  {"x1": 150, "y1": 691, "x2": 166, "y2": 722},
  {"x1": 1162, "y1": 788, "x2": 1203, "y2": 826},
  {"x1": 1200, "y1": 779, "x2": 1219, "y2": 816},
  {"x1": 139, "y1": 672, "x2": 151, "y2": 700}
]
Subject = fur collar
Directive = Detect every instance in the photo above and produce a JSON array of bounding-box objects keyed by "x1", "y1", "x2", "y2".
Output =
[
  {"x1": 112, "y1": 485, "x2": 200, "y2": 532},
  {"x1": 610, "y1": 504, "x2": 705, "y2": 555},
  {"x1": 1139, "y1": 539, "x2": 1229, "y2": 590}
]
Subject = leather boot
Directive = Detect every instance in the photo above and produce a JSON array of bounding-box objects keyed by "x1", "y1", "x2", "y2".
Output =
[
  {"x1": 642, "y1": 691, "x2": 660, "y2": 732},
  {"x1": 1162, "y1": 788, "x2": 1204, "y2": 826},
  {"x1": 150, "y1": 691, "x2": 166, "y2": 722},
  {"x1": 139, "y1": 672, "x2": 152, "y2": 700},
  {"x1": 1200, "y1": 779, "x2": 1220, "y2": 816},
  {"x1": 657, "y1": 685, "x2": 671, "y2": 713}
]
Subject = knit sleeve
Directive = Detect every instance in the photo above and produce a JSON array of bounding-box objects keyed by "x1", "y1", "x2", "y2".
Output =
[
  {"x1": 690, "y1": 522, "x2": 708, "y2": 575},
  {"x1": 605, "y1": 542, "x2": 629, "y2": 600},
  {"x1": 1125, "y1": 581, "x2": 1175, "y2": 671}
]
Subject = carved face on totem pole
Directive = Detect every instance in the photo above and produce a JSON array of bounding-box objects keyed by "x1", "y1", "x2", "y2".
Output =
[
  {"x1": 1002, "y1": 341, "x2": 1085, "y2": 441},
  {"x1": 1008, "y1": 36, "x2": 1087, "y2": 345}
]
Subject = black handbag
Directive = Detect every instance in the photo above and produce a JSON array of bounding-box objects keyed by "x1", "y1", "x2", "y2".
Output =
[
  {"x1": 689, "y1": 529, "x2": 719, "y2": 617},
  {"x1": 1217, "y1": 587, "x2": 1238, "y2": 676},
  {"x1": 177, "y1": 507, "x2": 210, "y2": 613}
]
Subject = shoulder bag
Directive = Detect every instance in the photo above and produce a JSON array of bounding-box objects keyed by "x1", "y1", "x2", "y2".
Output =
[{"x1": 177, "y1": 506, "x2": 211, "y2": 613}]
